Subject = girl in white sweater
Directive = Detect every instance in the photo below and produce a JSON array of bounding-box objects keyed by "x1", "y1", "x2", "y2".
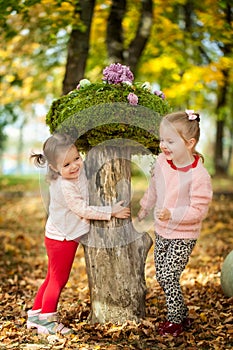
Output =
[{"x1": 27, "y1": 133, "x2": 130, "y2": 335}]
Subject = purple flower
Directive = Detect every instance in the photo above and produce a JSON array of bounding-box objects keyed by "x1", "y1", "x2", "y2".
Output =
[
  {"x1": 103, "y1": 63, "x2": 134, "y2": 84},
  {"x1": 127, "y1": 92, "x2": 138, "y2": 105},
  {"x1": 154, "y1": 90, "x2": 165, "y2": 100}
]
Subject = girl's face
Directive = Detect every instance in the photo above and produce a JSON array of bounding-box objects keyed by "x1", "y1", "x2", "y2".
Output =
[
  {"x1": 53, "y1": 145, "x2": 83, "y2": 180},
  {"x1": 159, "y1": 122, "x2": 195, "y2": 166}
]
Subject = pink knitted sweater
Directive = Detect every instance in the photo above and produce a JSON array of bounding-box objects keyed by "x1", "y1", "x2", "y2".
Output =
[{"x1": 140, "y1": 153, "x2": 212, "y2": 239}]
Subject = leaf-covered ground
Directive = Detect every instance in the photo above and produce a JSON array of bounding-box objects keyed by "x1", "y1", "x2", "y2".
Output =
[{"x1": 0, "y1": 176, "x2": 233, "y2": 349}]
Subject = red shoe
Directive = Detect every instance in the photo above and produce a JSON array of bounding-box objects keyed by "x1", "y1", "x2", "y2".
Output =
[
  {"x1": 158, "y1": 320, "x2": 170, "y2": 331},
  {"x1": 159, "y1": 317, "x2": 192, "y2": 331},
  {"x1": 158, "y1": 321, "x2": 184, "y2": 337}
]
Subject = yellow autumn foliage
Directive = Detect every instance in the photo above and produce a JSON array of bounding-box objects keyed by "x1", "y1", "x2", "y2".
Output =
[
  {"x1": 0, "y1": 0, "x2": 232, "y2": 121},
  {"x1": 142, "y1": 56, "x2": 179, "y2": 75}
]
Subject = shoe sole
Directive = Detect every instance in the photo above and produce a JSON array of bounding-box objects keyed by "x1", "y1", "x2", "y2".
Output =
[
  {"x1": 27, "y1": 321, "x2": 40, "y2": 329},
  {"x1": 37, "y1": 323, "x2": 73, "y2": 335},
  {"x1": 159, "y1": 329, "x2": 183, "y2": 337},
  {"x1": 27, "y1": 319, "x2": 73, "y2": 335}
]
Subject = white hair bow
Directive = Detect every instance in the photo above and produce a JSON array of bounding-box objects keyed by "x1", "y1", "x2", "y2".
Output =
[{"x1": 185, "y1": 109, "x2": 198, "y2": 120}]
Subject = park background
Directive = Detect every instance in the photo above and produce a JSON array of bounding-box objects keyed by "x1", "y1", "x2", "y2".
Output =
[{"x1": 0, "y1": 0, "x2": 232, "y2": 349}]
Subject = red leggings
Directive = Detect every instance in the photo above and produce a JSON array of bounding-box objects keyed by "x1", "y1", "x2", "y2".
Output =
[{"x1": 32, "y1": 237, "x2": 79, "y2": 313}]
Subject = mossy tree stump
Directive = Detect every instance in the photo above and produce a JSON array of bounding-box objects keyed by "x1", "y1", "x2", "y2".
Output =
[
  {"x1": 81, "y1": 143, "x2": 152, "y2": 323},
  {"x1": 46, "y1": 80, "x2": 170, "y2": 323}
]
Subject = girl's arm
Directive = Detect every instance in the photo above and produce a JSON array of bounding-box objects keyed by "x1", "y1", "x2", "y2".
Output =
[
  {"x1": 111, "y1": 201, "x2": 130, "y2": 218},
  {"x1": 137, "y1": 208, "x2": 150, "y2": 221},
  {"x1": 62, "y1": 180, "x2": 130, "y2": 220},
  {"x1": 137, "y1": 163, "x2": 157, "y2": 220}
]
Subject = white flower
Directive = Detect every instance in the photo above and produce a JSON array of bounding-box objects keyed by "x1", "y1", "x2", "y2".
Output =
[
  {"x1": 79, "y1": 79, "x2": 91, "y2": 88},
  {"x1": 122, "y1": 80, "x2": 132, "y2": 86},
  {"x1": 142, "y1": 82, "x2": 151, "y2": 91}
]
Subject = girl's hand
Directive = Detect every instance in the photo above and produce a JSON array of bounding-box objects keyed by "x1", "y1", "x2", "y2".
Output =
[
  {"x1": 137, "y1": 208, "x2": 149, "y2": 222},
  {"x1": 112, "y1": 201, "x2": 131, "y2": 219},
  {"x1": 156, "y1": 207, "x2": 171, "y2": 221}
]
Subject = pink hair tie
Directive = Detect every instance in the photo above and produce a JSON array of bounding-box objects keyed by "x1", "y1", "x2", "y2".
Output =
[{"x1": 185, "y1": 109, "x2": 200, "y2": 121}]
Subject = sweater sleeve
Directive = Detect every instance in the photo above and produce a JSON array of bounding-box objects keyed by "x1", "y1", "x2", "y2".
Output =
[
  {"x1": 169, "y1": 172, "x2": 212, "y2": 224},
  {"x1": 140, "y1": 163, "x2": 157, "y2": 211},
  {"x1": 61, "y1": 180, "x2": 112, "y2": 221}
]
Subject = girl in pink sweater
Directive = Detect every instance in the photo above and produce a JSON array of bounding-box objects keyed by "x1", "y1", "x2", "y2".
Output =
[
  {"x1": 27, "y1": 133, "x2": 130, "y2": 335},
  {"x1": 138, "y1": 110, "x2": 212, "y2": 337}
]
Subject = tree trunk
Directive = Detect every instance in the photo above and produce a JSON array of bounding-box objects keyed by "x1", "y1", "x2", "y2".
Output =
[
  {"x1": 62, "y1": 0, "x2": 96, "y2": 95},
  {"x1": 226, "y1": 129, "x2": 233, "y2": 173},
  {"x1": 214, "y1": 2, "x2": 232, "y2": 175},
  {"x1": 126, "y1": 0, "x2": 153, "y2": 72},
  {"x1": 106, "y1": 0, "x2": 126, "y2": 64},
  {"x1": 16, "y1": 117, "x2": 27, "y2": 174},
  {"x1": 214, "y1": 119, "x2": 225, "y2": 174},
  {"x1": 214, "y1": 68, "x2": 229, "y2": 175},
  {"x1": 81, "y1": 143, "x2": 152, "y2": 323},
  {"x1": 106, "y1": 0, "x2": 153, "y2": 73}
]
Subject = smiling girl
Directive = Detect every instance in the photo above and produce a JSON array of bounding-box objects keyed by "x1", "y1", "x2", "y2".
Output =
[
  {"x1": 138, "y1": 110, "x2": 212, "y2": 336},
  {"x1": 27, "y1": 133, "x2": 130, "y2": 335}
]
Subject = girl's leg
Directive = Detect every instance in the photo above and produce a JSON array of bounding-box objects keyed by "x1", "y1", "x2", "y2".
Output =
[
  {"x1": 31, "y1": 236, "x2": 53, "y2": 310},
  {"x1": 154, "y1": 234, "x2": 170, "y2": 290},
  {"x1": 40, "y1": 237, "x2": 78, "y2": 313},
  {"x1": 31, "y1": 262, "x2": 51, "y2": 311},
  {"x1": 157, "y1": 238, "x2": 196, "y2": 323},
  {"x1": 27, "y1": 238, "x2": 78, "y2": 334}
]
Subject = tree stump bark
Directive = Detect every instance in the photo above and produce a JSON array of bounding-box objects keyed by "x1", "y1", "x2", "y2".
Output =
[{"x1": 81, "y1": 142, "x2": 152, "y2": 323}]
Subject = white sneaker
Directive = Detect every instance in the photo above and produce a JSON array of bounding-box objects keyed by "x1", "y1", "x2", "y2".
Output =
[
  {"x1": 36, "y1": 313, "x2": 73, "y2": 335},
  {"x1": 26, "y1": 309, "x2": 41, "y2": 330}
]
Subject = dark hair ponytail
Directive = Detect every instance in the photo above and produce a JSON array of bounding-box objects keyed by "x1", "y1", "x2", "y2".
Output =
[
  {"x1": 30, "y1": 133, "x2": 76, "y2": 181},
  {"x1": 30, "y1": 153, "x2": 47, "y2": 167}
]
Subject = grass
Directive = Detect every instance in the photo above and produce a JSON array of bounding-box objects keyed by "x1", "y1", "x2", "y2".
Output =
[
  {"x1": 211, "y1": 175, "x2": 233, "y2": 193},
  {"x1": 0, "y1": 174, "x2": 42, "y2": 193}
]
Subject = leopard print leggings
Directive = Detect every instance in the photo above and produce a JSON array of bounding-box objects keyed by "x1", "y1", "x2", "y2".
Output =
[{"x1": 155, "y1": 234, "x2": 196, "y2": 324}]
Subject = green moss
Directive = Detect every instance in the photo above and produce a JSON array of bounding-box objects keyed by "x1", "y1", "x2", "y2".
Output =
[{"x1": 46, "y1": 82, "x2": 171, "y2": 154}]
